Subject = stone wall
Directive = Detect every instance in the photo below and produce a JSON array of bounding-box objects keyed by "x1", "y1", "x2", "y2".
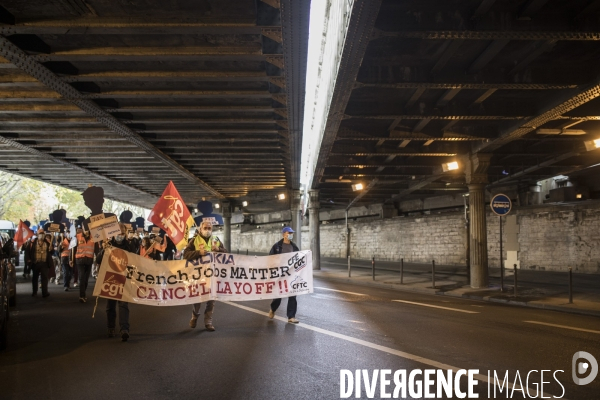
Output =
[{"x1": 230, "y1": 202, "x2": 600, "y2": 273}]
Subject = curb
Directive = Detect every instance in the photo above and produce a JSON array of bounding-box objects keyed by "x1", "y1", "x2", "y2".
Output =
[{"x1": 314, "y1": 272, "x2": 600, "y2": 318}]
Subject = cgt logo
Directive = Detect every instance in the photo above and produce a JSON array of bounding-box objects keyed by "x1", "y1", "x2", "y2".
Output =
[
  {"x1": 572, "y1": 351, "x2": 598, "y2": 386},
  {"x1": 100, "y1": 272, "x2": 126, "y2": 300},
  {"x1": 108, "y1": 248, "x2": 128, "y2": 273}
]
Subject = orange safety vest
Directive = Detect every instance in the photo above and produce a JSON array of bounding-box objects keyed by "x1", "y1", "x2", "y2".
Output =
[
  {"x1": 60, "y1": 239, "x2": 70, "y2": 258},
  {"x1": 75, "y1": 233, "x2": 94, "y2": 259}
]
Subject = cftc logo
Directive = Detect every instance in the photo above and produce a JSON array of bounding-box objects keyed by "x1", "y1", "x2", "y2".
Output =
[{"x1": 572, "y1": 351, "x2": 598, "y2": 386}]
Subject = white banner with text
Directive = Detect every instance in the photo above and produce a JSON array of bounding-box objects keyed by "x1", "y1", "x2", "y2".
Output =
[{"x1": 93, "y1": 248, "x2": 313, "y2": 305}]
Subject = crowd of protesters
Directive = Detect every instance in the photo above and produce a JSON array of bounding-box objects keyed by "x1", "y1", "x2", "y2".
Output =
[{"x1": 2, "y1": 186, "x2": 302, "y2": 344}]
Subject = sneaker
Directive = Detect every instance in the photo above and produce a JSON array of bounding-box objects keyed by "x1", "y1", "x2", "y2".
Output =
[
  {"x1": 42, "y1": 293, "x2": 50, "y2": 298},
  {"x1": 108, "y1": 329, "x2": 115, "y2": 338},
  {"x1": 189, "y1": 316, "x2": 198, "y2": 329},
  {"x1": 79, "y1": 297, "x2": 85, "y2": 303},
  {"x1": 74, "y1": 283, "x2": 78, "y2": 287},
  {"x1": 288, "y1": 318, "x2": 299, "y2": 324},
  {"x1": 83, "y1": 297, "x2": 87, "y2": 302},
  {"x1": 268, "y1": 310, "x2": 274, "y2": 319},
  {"x1": 121, "y1": 330, "x2": 129, "y2": 342},
  {"x1": 49, "y1": 278, "x2": 54, "y2": 284},
  {"x1": 64, "y1": 287, "x2": 69, "y2": 292},
  {"x1": 205, "y1": 324, "x2": 215, "y2": 331}
]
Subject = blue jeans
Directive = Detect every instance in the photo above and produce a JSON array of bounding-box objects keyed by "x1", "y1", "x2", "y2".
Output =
[
  {"x1": 270, "y1": 296, "x2": 297, "y2": 318},
  {"x1": 61, "y1": 257, "x2": 71, "y2": 288},
  {"x1": 106, "y1": 300, "x2": 130, "y2": 331},
  {"x1": 76, "y1": 258, "x2": 93, "y2": 298}
]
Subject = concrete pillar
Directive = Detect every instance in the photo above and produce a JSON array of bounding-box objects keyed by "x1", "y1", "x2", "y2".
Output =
[
  {"x1": 308, "y1": 189, "x2": 320, "y2": 270},
  {"x1": 290, "y1": 189, "x2": 303, "y2": 250},
  {"x1": 465, "y1": 153, "x2": 492, "y2": 288},
  {"x1": 222, "y1": 201, "x2": 231, "y2": 252}
]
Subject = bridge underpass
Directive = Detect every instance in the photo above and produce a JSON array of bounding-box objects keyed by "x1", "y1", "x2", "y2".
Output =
[{"x1": 1, "y1": 1, "x2": 600, "y2": 399}]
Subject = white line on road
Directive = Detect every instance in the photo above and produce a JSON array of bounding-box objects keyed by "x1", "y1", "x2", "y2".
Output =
[
  {"x1": 524, "y1": 321, "x2": 600, "y2": 335},
  {"x1": 223, "y1": 301, "x2": 562, "y2": 399},
  {"x1": 314, "y1": 287, "x2": 367, "y2": 296},
  {"x1": 392, "y1": 299, "x2": 480, "y2": 314}
]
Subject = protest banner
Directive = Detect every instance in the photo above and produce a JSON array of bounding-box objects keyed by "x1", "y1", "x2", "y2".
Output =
[
  {"x1": 14, "y1": 219, "x2": 34, "y2": 248},
  {"x1": 47, "y1": 223, "x2": 61, "y2": 233},
  {"x1": 88, "y1": 215, "x2": 121, "y2": 243},
  {"x1": 148, "y1": 181, "x2": 195, "y2": 250},
  {"x1": 93, "y1": 248, "x2": 313, "y2": 305}
]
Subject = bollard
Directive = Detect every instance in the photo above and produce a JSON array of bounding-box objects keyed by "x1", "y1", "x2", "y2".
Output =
[
  {"x1": 432, "y1": 259, "x2": 436, "y2": 289},
  {"x1": 348, "y1": 256, "x2": 351, "y2": 278},
  {"x1": 246, "y1": 249, "x2": 248, "y2": 256},
  {"x1": 372, "y1": 256, "x2": 375, "y2": 280},
  {"x1": 400, "y1": 258, "x2": 404, "y2": 284},
  {"x1": 569, "y1": 267, "x2": 573, "y2": 304},
  {"x1": 513, "y1": 264, "x2": 517, "y2": 297}
]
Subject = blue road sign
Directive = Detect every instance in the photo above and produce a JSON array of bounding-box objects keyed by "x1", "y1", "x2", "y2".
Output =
[{"x1": 490, "y1": 194, "x2": 512, "y2": 216}]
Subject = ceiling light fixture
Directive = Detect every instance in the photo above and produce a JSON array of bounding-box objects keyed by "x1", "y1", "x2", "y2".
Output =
[
  {"x1": 442, "y1": 161, "x2": 459, "y2": 172},
  {"x1": 584, "y1": 138, "x2": 600, "y2": 151},
  {"x1": 351, "y1": 183, "x2": 364, "y2": 191}
]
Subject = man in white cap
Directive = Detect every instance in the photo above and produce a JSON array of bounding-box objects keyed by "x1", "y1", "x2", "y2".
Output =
[{"x1": 267, "y1": 226, "x2": 300, "y2": 323}]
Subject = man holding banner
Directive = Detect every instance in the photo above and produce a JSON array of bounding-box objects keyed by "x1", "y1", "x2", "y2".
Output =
[
  {"x1": 183, "y1": 220, "x2": 226, "y2": 331},
  {"x1": 268, "y1": 226, "x2": 301, "y2": 323}
]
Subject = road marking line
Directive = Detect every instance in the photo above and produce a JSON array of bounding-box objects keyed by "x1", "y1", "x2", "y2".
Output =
[
  {"x1": 524, "y1": 321, "x2": 600, "y2": 334},
  {"x1": 223, "y1": 301, "x2": 562, "y2": 399},
  {"x1": 392, "y1": 300, "x2": 480, "y2": 314},
  {"x1": 314, "y1": 287, "x2": 367, "y2": 296}
]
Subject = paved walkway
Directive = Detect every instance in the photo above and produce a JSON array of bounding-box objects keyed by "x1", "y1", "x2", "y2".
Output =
[
  {"x1": 313, "y1": 256, "x2": 600, "y2": 317},
  {"x1": 14, "y1": 252, "x2": 600, "y2": 316}
]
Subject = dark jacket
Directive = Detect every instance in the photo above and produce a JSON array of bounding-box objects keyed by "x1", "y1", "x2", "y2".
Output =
[
  {"x1": 269, "y1": 239, "x2": 299, "y2": 255},
  {"x1": 27, "y1": 237, "x2": 54, "y2": 267}
]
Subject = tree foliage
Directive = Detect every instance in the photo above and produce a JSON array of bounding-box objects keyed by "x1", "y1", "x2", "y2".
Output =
[{"x1": 0, "y1": 171, "x2": 149, "y2": 225}]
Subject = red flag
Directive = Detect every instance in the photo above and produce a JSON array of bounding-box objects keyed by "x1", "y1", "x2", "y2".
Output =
[
  {"x1": 14, "y1": 219, "x2": 34, "y2": 248},
  {"x1": 148, "y1": 181, "x2": 195, "y2": 250}
]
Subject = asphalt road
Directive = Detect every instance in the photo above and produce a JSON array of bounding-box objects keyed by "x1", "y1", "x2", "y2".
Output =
[{"x1": 1, "y1": 276, "x2": 599, "y2": 400}]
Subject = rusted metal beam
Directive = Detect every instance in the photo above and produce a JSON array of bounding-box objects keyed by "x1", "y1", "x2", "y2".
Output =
[
  {"x1": 347, "y1": 114, "x2": 529, "y2": 120},
  {"x1": 84, "y1": 90, "x2": 274, "y2": 99},
  {"x1": 0, "y1": 103, "x2": 82, "y2": 112},
  {"x1": 105, "y1": 105, "x2": 275, "y2": 113},
  {"x1": 0, "y1": 35, "x2": 225, "y2": 199},
  {"x1": 61, "y1": 71, "x2": 269, "y2": 82},
  {"x1": 311, "y1": 0, "x2": 384, "y2": 189},
  {"x1": 0, "y1": 18, "x2": 260, "y2": 35},
  {"x1": 509, "y1": 40, "x2": 557, "y2": 75},
  {"x1": 355, "y1": 82, "x2": 577, "y2": 90},
  {"x1": 0, "y1": 135, "x2": 156, "y2": 198},
  {"x1": 475, "y1": 77, "x2": 600, "y2": 153},
  {"x1": 372, "y1": 30, "x2": 600, "y2": 41},
  {"x1": 468, "y1": 39, "x2": 510, "y2": 73},
  {"x1": 431, "y1": 40, "x2": 463, "y2": 74}
]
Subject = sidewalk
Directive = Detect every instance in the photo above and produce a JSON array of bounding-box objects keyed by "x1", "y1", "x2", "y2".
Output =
[{"x1": 314, "y1": 257, "x2": 600, "y2": 317}]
